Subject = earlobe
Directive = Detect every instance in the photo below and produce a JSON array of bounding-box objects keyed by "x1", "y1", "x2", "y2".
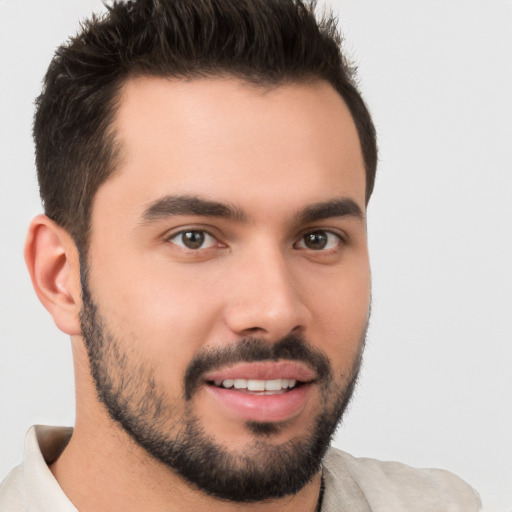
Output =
[{"x1": 25, "y1": 215, "x2": 82, "y2": 336}]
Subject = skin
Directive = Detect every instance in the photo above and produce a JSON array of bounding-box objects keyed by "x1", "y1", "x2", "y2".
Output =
[{"x1": 25, "y1": 77, "x2": 371, "y2": 512}]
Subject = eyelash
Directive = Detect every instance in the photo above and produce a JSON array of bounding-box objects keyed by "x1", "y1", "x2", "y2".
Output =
[
  {"x1": 294, "y1": 230, "x2": 344, "y2": 251},
  {"x1": 166, "y1": 228, "x2": 345, "y2": 252},
  {"x1": 166, "y1": 229, "x2": 221, "y2": 250}
]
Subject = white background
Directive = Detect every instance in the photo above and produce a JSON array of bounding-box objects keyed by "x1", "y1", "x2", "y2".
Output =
[{"x1": 0, "y1": 1, "x2": 510, "y2": 510}]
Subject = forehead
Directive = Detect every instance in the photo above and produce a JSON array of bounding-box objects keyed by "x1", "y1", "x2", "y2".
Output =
[{"x1": 96, "y1": 76, "x2": 366, "y2": 221}]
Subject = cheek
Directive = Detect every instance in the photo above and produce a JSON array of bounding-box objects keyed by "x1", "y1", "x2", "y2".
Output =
[
  {"x1": 306, "y1": 261, "x2": 370, "y2": 367},
  {"x1": 88, "y1": 257, "x2": 227, "y2": 384}
]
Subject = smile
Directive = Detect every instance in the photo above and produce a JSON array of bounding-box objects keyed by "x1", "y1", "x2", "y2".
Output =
[
  {"x1": 202, "y1": 361, "x2": 316, "y2": 423},
  {"x1": 211, "y1": 378, "x2": 298, "y2": 394}
]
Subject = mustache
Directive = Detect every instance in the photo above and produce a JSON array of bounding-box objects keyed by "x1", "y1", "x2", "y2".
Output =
[{"x1": 184, "y1": 334, "x2": 332, "y2": 400}]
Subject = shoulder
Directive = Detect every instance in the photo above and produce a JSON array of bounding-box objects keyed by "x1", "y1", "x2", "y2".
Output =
[
  {"x1": 322, "y1": 447, "x2": 482, "y2": 512},
  {"x1": 0, "y1": 465, "x2": 25, "y2": 511}
]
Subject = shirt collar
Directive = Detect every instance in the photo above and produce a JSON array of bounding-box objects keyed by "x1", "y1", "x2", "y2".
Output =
[{"x1": 22, "y1": 425, "x2": 77, "y2": 512}]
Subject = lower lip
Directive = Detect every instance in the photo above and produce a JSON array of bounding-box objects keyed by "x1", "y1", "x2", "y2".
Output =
[{"x1": 204, "y1": 384, "x2": 312, "y2": 423}]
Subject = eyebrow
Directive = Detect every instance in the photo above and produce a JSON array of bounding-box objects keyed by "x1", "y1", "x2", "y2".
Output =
[
  {"x1": 141, "y1": 194, "x2": 363, "y2": 225},
  {"x1": 297, "y1": 198, "x2": 364, "y2": 224},
  {"x1": 141, "y1": 195, "x2": 248, "y2": 223}
]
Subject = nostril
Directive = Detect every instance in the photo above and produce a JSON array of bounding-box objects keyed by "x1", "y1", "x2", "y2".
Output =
[{"x1": 244, "y1": 326, "x2": 264, "y2": 334}]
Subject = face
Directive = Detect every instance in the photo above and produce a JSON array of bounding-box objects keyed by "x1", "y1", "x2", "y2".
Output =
[{"x1": 81, "y1": 77, "x2": 371, "y2": 501}]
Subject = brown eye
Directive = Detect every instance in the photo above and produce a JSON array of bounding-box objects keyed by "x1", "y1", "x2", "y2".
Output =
[
  {"x1": 303, "y1": 231, "x2": 327, "y2": 250},
  {"x1": 169, "y1": 230, "x2": 216, "y2": 250},
  {"x1": 296, "y1": 230, "x2": 341, "y2": 251}
]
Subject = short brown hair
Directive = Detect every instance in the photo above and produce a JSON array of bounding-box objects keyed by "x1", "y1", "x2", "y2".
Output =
[{"x1": 34, "y1": 0, "x2": 377, "y2": 252}]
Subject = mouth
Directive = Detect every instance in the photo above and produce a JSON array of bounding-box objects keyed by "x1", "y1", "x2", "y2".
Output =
[
  {"x1": 208, "y1": 377, "x2": 300, "y2": 395},
  {"x1": 202, "y1": 361, "x2": 316, "y2": 423}
]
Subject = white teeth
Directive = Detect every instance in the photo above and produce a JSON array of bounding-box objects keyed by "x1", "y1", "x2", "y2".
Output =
[
  {"x1": 215, "y1": 378, "x2": 298, "y2": 391},
  {"x1": 247, "y1": 379, "x2": 265, "y2": 391},
  {"x1": 264, "y1": 379, "x2": 282, "y2": 391},
  {"x1": 233, "y1": 379, "x2": 246, "y2": 389},
  {"x1": 222, "y1": 379, "x2": 234, "y2": 388},
  {"x1": 281, "y1": 379, "x2": 296, "y2": 388}
]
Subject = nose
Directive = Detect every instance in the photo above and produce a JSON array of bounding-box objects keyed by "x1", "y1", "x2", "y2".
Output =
[{"x1": 223, "y1": 245, "x2": 311, "y2": 341}]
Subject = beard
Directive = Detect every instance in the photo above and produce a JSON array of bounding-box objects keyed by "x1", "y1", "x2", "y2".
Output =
[{"x1": 79, "y1": 266, "x2": 366, "y2": 502}]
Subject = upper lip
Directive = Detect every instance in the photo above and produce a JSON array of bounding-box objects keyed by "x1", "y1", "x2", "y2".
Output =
[{"x1": 203, "y1": 360, "x2": 316, "y2": 383}]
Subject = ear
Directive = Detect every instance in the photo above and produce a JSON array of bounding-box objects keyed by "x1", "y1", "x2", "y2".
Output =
[{"x1": 25, "y1": 215, "x2": 82, "y2": 336}]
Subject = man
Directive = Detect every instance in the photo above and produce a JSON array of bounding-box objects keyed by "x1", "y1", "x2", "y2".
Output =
[{"x1": 0, "y1": 0, "x2": 482, "y2": 510}]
